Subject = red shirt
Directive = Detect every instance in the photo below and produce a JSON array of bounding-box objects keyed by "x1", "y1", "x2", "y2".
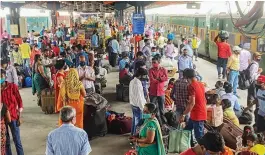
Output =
[
  {"x1": 149, "y1": 67, "x2": 168, "y2": 96},
  {"x1": 1, "y1": 82, "x2": 23, "y2": 121},
  {"x1": 180, "y1": 148, "x2": 196, "y2": 155},
  {"x1": 52, "y1": 46, "x2": 60, "y2": 57},
  {"x1": 215, "y1": 41, "x2": 232, "y2": 58},
  {"x1": 119, "y1": 69, "x2": 128, "y2": 79},
  {"x1": 188, "y1": 81, "x2": 207, "y2": 121}
]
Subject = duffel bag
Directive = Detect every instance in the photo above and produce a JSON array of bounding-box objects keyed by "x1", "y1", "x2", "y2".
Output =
[
  {"x1": 168, "y1": 126, "x2": 191, "y2": 153},
  {"x1": 23, "y1": 66, "x2": 32, "y2": 77},
  {"x1": 238, "y1": 110, "x2": 252, "y2": 125},
  {"x1": 25, "y1": 77, "x2": 32, "y2": 87},
  {"x1": 221, "y1": 117, "x2": 243, "y2": 150},
  {"x1": 108, "y1": 116, "x2": 132, "y2": 134}
]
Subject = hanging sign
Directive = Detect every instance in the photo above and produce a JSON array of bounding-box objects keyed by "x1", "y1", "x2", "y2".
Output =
[{"x1": 132, "y1": 13, "x2": 145, "y2": 35}]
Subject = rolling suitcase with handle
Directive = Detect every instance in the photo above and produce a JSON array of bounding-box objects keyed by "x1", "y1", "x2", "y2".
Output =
[{"x1": 41, "y1": 88, "x2": 55, "y2": 114}]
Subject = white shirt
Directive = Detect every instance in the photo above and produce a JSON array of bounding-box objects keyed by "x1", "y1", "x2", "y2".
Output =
[
  {"x1": 129, "y1": 77, "x2": 146, "y2": 110},
  {"x1": 120, "y1": 39, "x2": 131, "y2": 52},
  {"x1": 139, "y1": 40, "x2": 145, "y2": 51},
  {"x1": 239, "y1": 49, "x2": 251, "y2": 71},
  {"x1": 77, "y1": 66, "x2": 95, "y2": 90}
]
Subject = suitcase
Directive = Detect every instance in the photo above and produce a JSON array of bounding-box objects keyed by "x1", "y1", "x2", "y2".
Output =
[
  {"x1": 83, "y1": 105, "x2": 107, "y2": 139},
  {"x1": 25, "y1": 77, "x2": 32, "y2": 87},
  {"x1": 108, "y1": 116, "x2": 132, "y2": 134},
  {"x1": 41, "y1": 88, "x2": 55, "y2": 114},
  {"x1": 116, "y1": 84, "x2": 129, "y2": 102},
  {"x1": 221, "y1": 117, "x2": 243, "y2": 150},
  {"x1": 23, "y1": 66, "x2": 32, "y2": 77}
]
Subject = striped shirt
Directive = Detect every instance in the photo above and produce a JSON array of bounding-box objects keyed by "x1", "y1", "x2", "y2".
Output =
[{"x1": 46, "y1": 124, "x2": 92, "y2": 155}]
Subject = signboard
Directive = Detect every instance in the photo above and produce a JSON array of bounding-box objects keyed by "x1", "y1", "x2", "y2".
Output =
[
  {"x1": 132, "y1": 13, "x2": 145, "y2": 35},
  {"x1": 10, "y1": 24, "x2": 19, "y2": 35}
]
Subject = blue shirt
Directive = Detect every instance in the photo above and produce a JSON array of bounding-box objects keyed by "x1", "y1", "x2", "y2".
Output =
[
  {"x1": 91, "y1": 34, "x2": 98, "y2": 47},
  {"x1": 119, "y1": 58, "x2": 129, "y2": 71},
  {"x1": 183, "y1": 45, "x2": 193, "y2": 57},
  {"x1": 221, "y1": 93, "x2": 241, "y2": 112},
  {"x1": 257, "y1": 89, "x2": 265, "y2": 116},
  {"x1": 46, "y1": 124, "x2": 92, "y2": 155},
  {"x1": 178, "y1": 55, "x2": 193, "y2": 71},
  {"x1": 56, "y1": 30, "x2": 64, "y2": 38},
  {"x1": 75, "y1": 51, "x2": 89, "y2": 67},
  {"x1": 110, "y1": 39, "x2": 120, "y2": 54}
]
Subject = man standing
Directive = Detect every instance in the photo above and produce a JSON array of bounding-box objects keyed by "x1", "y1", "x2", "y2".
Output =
[
  {"x1": 214, "y1": 34, "x2": 232, "y2": 79},
  {"x1": 180, "y1": 69, "x2": 206, "y2": 141},
  {"x1": 119, "y1": 34, "x2": 131, "y2": 53},
  {"x1": 142, "y1": 39, "x2": 152, "y2": 70},
  {"x1": 165, "y1": 40, "x2": 176, "y2": 59},
  {"x1": 255, "y1": 75, "x2": 265, "y2": 133},
  {"x1": 42, "y1": 49, "x2": 53, "y2": 86},
  {"x1": 46, "y1": 106, "x2": 92, "y2": 155},
  {"x1": 91, "y1": 30, "x2": 99, "y2": 49},
  {"x1": 75, "y1": 44, "x2": 89, "y2": 68},
  {"x1": 178, "y1": 49, "x2": 193, "y2": 79},
  {"x1": 191, "y1": 34, "x2": 201, "y2": 61},
  {"x1": 108, "y1": 35, "x2": 120, "y2": 67},
  {"x1": 149, "y1": 57, "x2": 168, "y2": 124},
  {"x1": 1, "y1": 59, "x2": 19, "y2": 86},
  {"x1": 239, "y1": 45, "x2": 251, "y2": 72},
  {"x1": 247, "y1": 52, "x2": 263, "y2": 111},
  {"x1": 56, "y1": 28, "x2": 64, "y2": 45},
  {"x1": 20, "y1": 38, "x2": 31, "y2": 69},
  {"x1": 227, "y1": 46, "x2": 241, "y2": 97},
  {"x1": 171, "y1": 69, "x2": 189, "y2": 122},
  {"x1": 1, "y1": 69, "x2": 24, "y2": 155},
  {"x1": 157, "y1": 33, "x2": 166, "y2": 56},
  {"x1": 167, "y1": 30, "x2": 175, "y2": 41},
  {"x1": 77, "y1": 55, "x2": 95, "y2": 94}
]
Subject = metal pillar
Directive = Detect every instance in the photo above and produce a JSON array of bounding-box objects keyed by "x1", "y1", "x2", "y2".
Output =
[{"x1": 9, "y1": 7, "x2": 20, "y2": 37}]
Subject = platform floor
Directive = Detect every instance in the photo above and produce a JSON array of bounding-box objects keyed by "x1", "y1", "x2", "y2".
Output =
[{"x1": 11, "y1": 58, "x2": 248, "y2": 155}]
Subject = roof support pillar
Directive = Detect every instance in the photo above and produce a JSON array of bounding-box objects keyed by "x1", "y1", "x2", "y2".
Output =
[{"x1": 9, "y1": 7, "x2": 20, "y2": 37}]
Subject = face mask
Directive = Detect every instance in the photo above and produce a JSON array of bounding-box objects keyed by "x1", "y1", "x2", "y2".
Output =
[
  {"x1": 152, "y1": 63, "x2": 159, "y2": 68},
  {"x1": 183, "y1": 53, "x2": 187, "y2": 56},
  {"x1": 257, "y1": 58, "x2": 261, "y2": 62},
  {"x1": 0, "y1": 78, "x2": 5, "y2": 84},
  {"x1": 142, "y1": 113, "x2": 152, "y2": 119},
  {"x1": 14, "y1": 48, "x2": 18, "y2": 52},
  {"x1": 152, "y1": 52, "x2": 158, "y2": 57},
  {"x1": 80, "y1": 62, "x2": 86, "y2": 67}
]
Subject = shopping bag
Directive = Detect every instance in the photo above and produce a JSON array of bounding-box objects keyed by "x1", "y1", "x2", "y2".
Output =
[{"x1": 168, "y1": 126, "x2": 191, "y2": 153}]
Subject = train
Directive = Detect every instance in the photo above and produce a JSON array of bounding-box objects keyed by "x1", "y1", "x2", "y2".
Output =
[{"x1": 146, "y1": 14, "x2": 265, "y2": 73}]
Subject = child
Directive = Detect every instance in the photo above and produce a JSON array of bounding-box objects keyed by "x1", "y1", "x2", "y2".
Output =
[
  {"x1": 242, "y1": 126, "x2": 254, "y2": 147},
  {"x1": 165, "y1": 78, "x2": 175, "y2": 110},
  {"x1": 249, "y1": 133, "x2": 265, "y2": 155},
  {"x1": 222, "y1": 99, "x2": 240, "y2": 126}
]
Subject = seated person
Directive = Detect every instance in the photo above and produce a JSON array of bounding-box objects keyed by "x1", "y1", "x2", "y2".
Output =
[
  {"x1": 119, "y1": 51, "x2": 130, "y2": 71},
  {"x1": 180, "y1": 131, "x2": 225, "y2": 155},
  {"x1": 165, "y1": 78, "x2": 175, "y2": 109},
  {"x1": 249, "y1": 133, "x2": 265, "y2": 155},
  {"x1": 221, "y1": 82, "x2": 242, "y2": 118},
  {"x1": 133, "y1": 51, "x2": 145, "y2": 72},
  {"x1": 151, "y1": 46, "x2": 160, "y2": 57},
  {"x1": 222, "y1": 99, "x2": 240, "y2": 126},
  {"x1": 119, "y1": 64, "x2": 133, "y2": 85}
]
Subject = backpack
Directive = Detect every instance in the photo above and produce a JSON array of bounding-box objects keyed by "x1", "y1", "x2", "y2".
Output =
[
  {"x1": 238, "y1": 63, "x2": 255, "y2": 90},
  {"x1": 238, "y1": 110, "x2": 252, "y2": 125}
]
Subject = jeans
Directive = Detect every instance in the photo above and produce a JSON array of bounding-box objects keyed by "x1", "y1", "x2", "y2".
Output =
[
  {"x1": 131, "y1": 105, "x2": 142, "y2": 136},
  {"x1": 228, "y1": 70, "x2": 239, "y2": 95},
  {"x1": 192, "y1": 48, "x2": 198, "y2": 59},
  {"x1": 6, "y1": 120, "x2": 24, "y2": 155},
  {"x1": 175, "y1": 107, "x2": 190, "y2": 123},
  {"x1": 185, "y1": 119, "x2": 204, "y2": 142},
  {"x1": 247, "y1": 82, "x2": 257, "y2": 111},
  {"x1": 179, "y1": 70, "x2": 183, "y2": 79},
  {"x1": 217, "y1": 57, "x2": 228, "y2": 77},
  {"x1": 22, "y1": 58, "x2": 30, "y2": 69},
  {"x1": 150, "y1": 95, "x2": 165, "y2": 125},
  {"x1": 235, "y1": 108, "x2": 243, "y2": 118},
  {"x1": 57, "y1": 37, "x2": 63, "y2": 45},
  {"x1": 257, "y1": 114, "x2": 265, "y2": 133}
]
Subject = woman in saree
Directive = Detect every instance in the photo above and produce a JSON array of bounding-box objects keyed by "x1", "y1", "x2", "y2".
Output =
[
  {"x1": 54, "y1": 59, "x2": 66, "y2": 113},
  {"x1": 32, "y1": 54, "x2": 50, "y2": 106},
  {"x1": 130, "y1": 103, "x2": 166, "y2": 155},
  {"x1": 57, "y1": 68, "x2": 86, "y2": 129}
]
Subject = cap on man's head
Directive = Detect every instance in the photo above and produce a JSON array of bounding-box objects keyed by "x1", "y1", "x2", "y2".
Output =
[
  {"x1": 257, "y1": 75, "x2": 265, "y2": 83},
  {"x1": 253, "y1": 52, "x2": 262, "y2": 57},
  {"x1": 232, "y1": 46, "x2": 242, "y2": 51}
]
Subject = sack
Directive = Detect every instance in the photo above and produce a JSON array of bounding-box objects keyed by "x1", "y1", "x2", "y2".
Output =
[
  {"x1": 238, "y1": 63, "x2": 255, "y2": 90},
  {"x1": 108, "y1": 116, "x2": 132, "y2": 134},
  {"x1": 207, "y1": 105, "x2": 223, "y2": 127},
  {"x1": 238, "y1": 110, "x2": 252, "y2": 125},
  {"x1": 84, "y1": 92, "x2": 108, "y2": 110},
  {"x1": 23, "y1": 66, "x2": 32, "y2": 77},
  {"x1": 25, "y1": 77, "x2": 32, "y2": 87},
  {"x1": 164, "y1": 111, "x2": 178, "y2": 128},
  {"x1": 221, "y1": 117, "x2": 243, "y2": 150},
  {"x1": 41, "y1": 88, "x2": 55, "y2": 114},
  {"x1": 168, "y1": 127, "x2": 191, "y2": 153},
  {"x1": 116, "y1": 84, "x2": 129, "y2": 102}
]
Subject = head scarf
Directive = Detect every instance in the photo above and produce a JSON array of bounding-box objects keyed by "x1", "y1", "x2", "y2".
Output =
[{"x1": 60, "y1": 68, "x2": 82, "y2": 103}]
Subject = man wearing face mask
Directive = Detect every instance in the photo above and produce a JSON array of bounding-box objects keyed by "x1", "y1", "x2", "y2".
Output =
[
  {"x1": 227, "y1": 46, "x2": 241, "y2": 97},
  {"x1": 181, "y1": 40, "x2": 193, "y2": 58},
  {"x1": 142, "y1": 39, "x2": 152, "y2": 70},
  {"x1": 247, "y1": 52, "x2": 263, "y2": 112},
  {"x1": 1, "y1": 59, "x2": 19, "y2": 86},
  {"x1": 149, "y1": 57, "x2": 168, "y2": 125},
  {"x1": 120, "y1": 34, "x2": 131, "y2": 53},
  {"x1": 10, "y1": 44, "x2": 23, "y2": 66},
  {"x1": 178, "y1": 49, "x2": 193, "y2": 79},
  {"x1": 180, "y1": 131, "x2": 225, "y2": 155},
  {"x1": 77, "y1": 55, "x2": 95, "y2": 94}
]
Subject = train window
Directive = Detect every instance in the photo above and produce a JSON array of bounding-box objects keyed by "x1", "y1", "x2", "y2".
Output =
[
  {"x1": 190, "y1": 27, "x2": 194, "y2": 34},
  {"x1": 228, "y1": 34, "x2": 235, "y2": 46},
  {"x1": 257, "y1": 38, "x2": 265, "y2": 52},
  {"x1": 200, "y1": 29, "x2": 205, "y2": 40},
  {"x1": 211, "y1": 31, "x2": 215, "y2": 41},
  {"x1": 240, "y1": 35, "x2": 251, "y2": 50}
]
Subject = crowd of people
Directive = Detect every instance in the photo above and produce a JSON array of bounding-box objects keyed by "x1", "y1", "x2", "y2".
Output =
[{"x1": 1, "y1": 20, "x2": 265, "y2": 155}]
